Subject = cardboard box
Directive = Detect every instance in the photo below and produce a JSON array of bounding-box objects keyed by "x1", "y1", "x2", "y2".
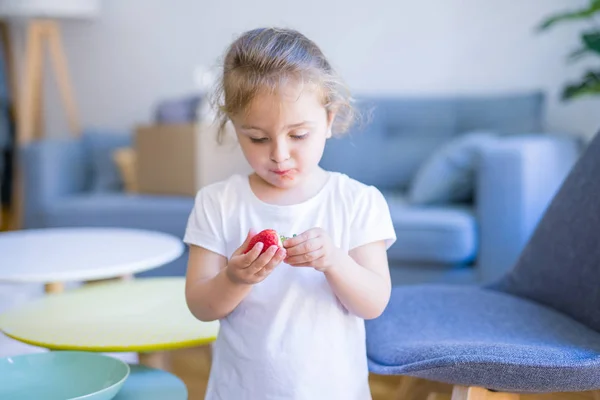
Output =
[{"x1": 135, "y1": 122, "x2": 252, "y2": 196}]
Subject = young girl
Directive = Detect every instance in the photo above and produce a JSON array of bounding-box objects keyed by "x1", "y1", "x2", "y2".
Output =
[{"x1": 184, "y1": 27, "x2": 396, "y2": 400}]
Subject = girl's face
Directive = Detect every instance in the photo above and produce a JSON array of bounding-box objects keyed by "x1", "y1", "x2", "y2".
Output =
[{"x1": 232, "y1": 82, "x2": 334, "y2": 190}]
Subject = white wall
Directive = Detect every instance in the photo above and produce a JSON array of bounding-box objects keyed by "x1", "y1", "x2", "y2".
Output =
[{"x1": 10, "y1": 0, "x2": 600, "y2": 139}]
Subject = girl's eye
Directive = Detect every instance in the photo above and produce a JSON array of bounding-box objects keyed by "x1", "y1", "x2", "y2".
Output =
[
  {"x1": 250, "y1": 137, "x2": 268, "y2": 143},
  {"x1": 291, "y1": 132, "x2": 309, "y2": 140}
]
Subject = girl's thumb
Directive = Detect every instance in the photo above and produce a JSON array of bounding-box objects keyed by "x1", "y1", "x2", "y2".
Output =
[
  {"x1": 236, "y1": 228, "x2": 257, "y2": 254},
  {"x1": 245, "y1": 228, "x2": 257, "y2": 242}
]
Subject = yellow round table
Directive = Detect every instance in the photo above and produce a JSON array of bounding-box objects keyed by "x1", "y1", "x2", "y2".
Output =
[{"x1": 0, "y1": 277, "x2": 218, "y2": 368}]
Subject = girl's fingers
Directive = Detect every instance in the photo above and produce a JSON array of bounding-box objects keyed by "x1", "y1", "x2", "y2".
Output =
[
  {"x1": 282, "y1": 228, "x2": 321, "y2": 248},
  {"x1": 284, "y1": 237, "x2": 322, "y2": 257},
  {"x1": 249, "y1": 246, "x2": 279, "y2": 272},
  {"x1": 234, "y1": 229, "x2": 257, "y2": 257},
  {"x1": 254, "y1": 247, "x2": 286, "y2": 275},
  {"x1": 239, "y1": 242, "x2": 264, "y2": 268},
  {"x1": 285, "y1": 248, "x2": 324, "y2": 266}
]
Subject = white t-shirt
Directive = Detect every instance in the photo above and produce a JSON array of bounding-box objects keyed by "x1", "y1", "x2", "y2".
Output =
[{"x1": 184, "y1": 172, "x2": 396, "y2": 400}]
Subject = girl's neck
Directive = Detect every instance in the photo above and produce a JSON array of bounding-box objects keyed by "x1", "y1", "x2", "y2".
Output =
[{"x1": 249, "y1": 168, "x2": 330, "y2": 206}]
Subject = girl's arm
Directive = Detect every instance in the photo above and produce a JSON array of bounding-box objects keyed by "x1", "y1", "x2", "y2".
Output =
[
  {"x1": 324, "y1": 241, "x2": 392, "y2": 320},
  {"x1": 184, "y1": 245, "x2": 252, "y2": 322},
  {"x1": 185, "y1": 231, "x2": 287, "y2": 322},
  {"x1": 284, "y1": 229, "x2": 392, "y2": 320}
]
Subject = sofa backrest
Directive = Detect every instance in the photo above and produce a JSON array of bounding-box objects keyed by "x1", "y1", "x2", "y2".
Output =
[{"x1": 319, "y1": 92, "x2": 545, "y2": 190}]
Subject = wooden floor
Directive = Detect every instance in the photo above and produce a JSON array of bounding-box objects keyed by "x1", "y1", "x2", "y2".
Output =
[{"x1": 164, "y1": 346, "x2": 598, "y2": 400}]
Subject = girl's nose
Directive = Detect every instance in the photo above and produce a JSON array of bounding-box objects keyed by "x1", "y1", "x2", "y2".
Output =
[{"x1": 270, "y1": 139, "x2": 290, "y2": 163}]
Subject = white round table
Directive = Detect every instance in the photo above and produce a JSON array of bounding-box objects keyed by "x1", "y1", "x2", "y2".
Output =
[{"x1": 0, "y1": 227, "x2": 184, "y2": 292}]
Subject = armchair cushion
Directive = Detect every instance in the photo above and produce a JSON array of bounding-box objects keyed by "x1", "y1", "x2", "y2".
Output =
[{"x1": 366, "y1": 285, "x2": 600, "y2": 393}]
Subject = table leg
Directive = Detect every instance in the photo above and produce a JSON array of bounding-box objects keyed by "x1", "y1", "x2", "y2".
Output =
[
  {"x1": 44, "y1": 282, "x2": 64, "y2": 294},
  {"x1": 120, "y1": 273, "x2": 134, "y2": 281},
  {"x1": 138, "y1": 351, "x2": 171, "y2": 371},
  {"x1": 85, "y1": 274, "x2": 134, "y2": 287}
]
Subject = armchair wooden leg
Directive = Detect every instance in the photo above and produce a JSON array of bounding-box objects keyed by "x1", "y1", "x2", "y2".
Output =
[
  {"x1": 451, "y1": 386, "x2": 519, "y2": 400},
  {"x1": 393, "y1": 376, "x2": 419, "y2": 400},
  {"x1": 427, "y1": 393, "x2": 450, "y2": 400}
]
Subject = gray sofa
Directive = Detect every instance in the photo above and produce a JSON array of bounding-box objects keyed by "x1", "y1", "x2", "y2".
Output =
[{"x1": 20, "y1": 92, "x2": 582, "y2": 285}]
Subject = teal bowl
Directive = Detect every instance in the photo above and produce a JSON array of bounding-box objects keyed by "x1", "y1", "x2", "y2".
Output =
[{"x1": 0, "y1": 351, "x2": 130, "y2": 400}]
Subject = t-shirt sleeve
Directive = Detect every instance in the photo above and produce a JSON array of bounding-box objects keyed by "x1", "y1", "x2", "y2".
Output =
[
  {"x1": 349, "y1": 185, "x2": 397, "y2": 251},
  {"x1": 183, "y1": 187, "x2": 227, "y2": 257}
]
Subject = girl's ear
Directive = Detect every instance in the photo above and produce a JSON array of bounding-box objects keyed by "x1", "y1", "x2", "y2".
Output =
[{"x1": 326, "y1": 110, "x2": 336, "y2": 139}]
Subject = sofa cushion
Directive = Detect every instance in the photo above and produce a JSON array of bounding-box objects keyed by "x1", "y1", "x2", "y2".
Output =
[
  {"x1": 44, "y1": 194, "x2": 194, "y2": 239},
  {"x1": 384, "y1": 193, "x2": 477, "y2": 264},
  {"x1": 82, "y1": 130, "x2": 132, "y2": 192},
  {"x1": 407, "y1": 131, "x2": 498, "y2": 205},
  {"x1": 112, "y1": 147, "x2": 138, "y2": 193}
]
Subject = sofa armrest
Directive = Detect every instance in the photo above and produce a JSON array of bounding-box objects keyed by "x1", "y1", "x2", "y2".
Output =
[
  {"x1": 476, "y1": 134, "x2": 581, "y2": 284},
  {"x1": 20, "y1": 138, "x2": 89, "y2": 228}
]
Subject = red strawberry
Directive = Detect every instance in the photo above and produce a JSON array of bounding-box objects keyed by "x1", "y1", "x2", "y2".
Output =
[{"x1": 244, "y1": 229, "x2": 288, "y2": 255}]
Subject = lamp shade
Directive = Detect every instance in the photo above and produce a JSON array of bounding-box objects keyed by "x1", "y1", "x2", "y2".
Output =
[{"x1": 0, "y1": 0, "x2": 100, "y2": 19}]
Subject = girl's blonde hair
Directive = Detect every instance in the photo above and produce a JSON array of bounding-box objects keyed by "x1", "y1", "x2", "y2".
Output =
[{"x1": 211, "y1": 27, "x2": 357, "y2": 142}]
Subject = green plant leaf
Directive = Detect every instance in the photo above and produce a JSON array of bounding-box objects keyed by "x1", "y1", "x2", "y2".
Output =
[
  {"x1": 567, "y1": 32, "x2": 600, "y2": 62},
  {"x1": 561, "y1": 70, "x2": 600, "y2": 100},
  {"x1": 583, "y1": 31, "x2": 600, "y2": 54},
  {"x1": 538, "y1": 2, "x2": 600, "y2": 31},
  {"x1": 567, "y1": 47, "x2": 589, "y2": 62}
]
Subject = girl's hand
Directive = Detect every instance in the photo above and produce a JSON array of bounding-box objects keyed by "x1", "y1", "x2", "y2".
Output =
[
  {"x1": 283, "y1": 228, "x2": 342, "y2": 272},
  {"x1": 226, "y1": 230, "x2": 287, "y2": 285}
]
